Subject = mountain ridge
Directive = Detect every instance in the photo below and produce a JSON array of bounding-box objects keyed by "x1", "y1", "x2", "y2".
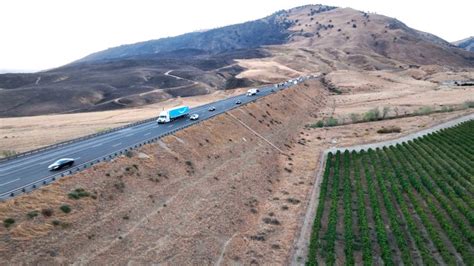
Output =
[
  {"x1": 453, "y1": 36, "x2": 474, "y2": 52},
  {"x1": 0, "y1": 4, "x2": 472, "y2": 117}
]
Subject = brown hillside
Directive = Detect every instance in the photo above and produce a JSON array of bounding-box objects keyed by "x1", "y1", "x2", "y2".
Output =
[
  {"x1": 0, "y1": 80, "x2": 328, "y2": 264},
  {"x1": 282, "y1": 7, "x2": 473, "y2": 68}
]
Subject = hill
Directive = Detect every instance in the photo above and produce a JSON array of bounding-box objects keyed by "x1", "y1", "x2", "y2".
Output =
[
  {"x1": 0, "y1": 4, "x2": 472, "y2": 117},
  {"x1": 453, "y1": 36, "x2": 474, "y2": 52}
]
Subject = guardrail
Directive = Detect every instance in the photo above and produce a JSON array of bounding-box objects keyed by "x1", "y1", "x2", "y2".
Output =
[
  {"x1": 0, "y1": 76, "x2": 312, "y2": 200},
  {"x1": 0, "y1": 79, "x2": 301, "y2": 164},
  {"x1": 0, "y1": 116, "x2": 158, "y2": 164}
]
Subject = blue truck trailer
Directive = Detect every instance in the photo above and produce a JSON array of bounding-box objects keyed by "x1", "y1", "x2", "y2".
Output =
[{"x1": 156, "y1": 106, "x2": 190, "y2": 124}]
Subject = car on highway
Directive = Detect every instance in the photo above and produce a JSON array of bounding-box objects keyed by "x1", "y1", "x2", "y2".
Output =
[
  {"x1": 235, "y1": 100, "x2": 242, "y2": 104},
  {"x1": 189, "y1": 114, "x2": 199, "y2": 120},
  {"x1": 208, "y1": 106, "x2": 216, "y2": 111},
  {"x1": 48, "y1": 158, "x2": 75, "y2": 171}
]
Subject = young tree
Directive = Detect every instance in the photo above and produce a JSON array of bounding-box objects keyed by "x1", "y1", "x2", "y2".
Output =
[{"x1": 382, "y1": 106, "x2": 390, "y2": 119}]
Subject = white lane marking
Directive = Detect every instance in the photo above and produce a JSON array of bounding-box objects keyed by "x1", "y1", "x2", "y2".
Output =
[
  {"x1": 76, "y1": 157, "x2": 81, "y2": 160},
  {"x1": 0, "y1": 178, "x2": 20, "y2": 187},
  {"x1": 144, "y1": 132, "x2": 151, "y2": 136},
  {"x1": 125, "y1": 133, "x2": 134, "y2": 137},
  {"x1": 92, "y1": 143, "x2": 103, "y2": 148},
  {"x1": 167, "y1": 124, "x2": 174, "y2": 128},
  {"x1": 112, "y1": 143, "x2": 122, "y2": 147}
]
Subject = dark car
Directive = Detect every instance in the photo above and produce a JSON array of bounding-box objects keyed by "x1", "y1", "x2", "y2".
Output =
[
  {"x1": 235, "y1": 100, "x2": 242, "y2": 104},
  {"x1": 48, "y1": 158, "x2": 75, "y2": 171},
  {"x1": 208, "y1": 106, "x2": 216, "y2": 111}
]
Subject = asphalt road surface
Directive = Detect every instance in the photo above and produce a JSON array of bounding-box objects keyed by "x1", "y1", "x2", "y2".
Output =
[{"x1": 0, "y1": 78, "x2": 308, "y2": 198}]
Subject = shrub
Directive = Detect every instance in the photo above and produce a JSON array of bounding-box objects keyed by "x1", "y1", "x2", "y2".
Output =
[
  {"x1": 0, "y1": 150, "x2": 17, "y2": 158},
  {"x1": 41, "y1": 208, "x2": 54, "y2": 217},
  {"x1": 363, "y1": 108, "x2": 380, "y2": 121},
  {"x1": 377, "y1": 126, "x2": 402, "y2": 134},
  {"x1": 464, "y1": 100, "x2": 474, "y2": 108},
  {"x1": 60, "y1": 205, "x2": 72, "y2": 214},
  {"x1": 27, "y1": 211, "x2": 39, "y2": 219},
  {"x1": 350, "y1": 113, "x2": 360, "y2": 123},
  {"x1": 114, "y1": 181, "x2": 126, "y2": 192},
  {"x1": 262, "y1": 217, "x2": 281, "y2": 225},
  {"x1": 393, "y1": 107, "x2": 400, "y2": 116},
  {"x1": 382, "y1": 106, "x2": 390, "y2": 119},
  {"x1": 3, "y1": 218, "x2": 15, "y2": 228},
  {"x1": 325, "y1": 117, "x2": 339, "y2": 127},
  {"x1": 125, "y1": 150, "x2": 134, "y2": 158},
  {"x1": 416, "y1": 106, "x2": 433, "y2": 115},
  {"x1": 308, "y1": 120, "x2": 324, "y2": 128},
  {"x1": 52, "y1": 220, "x2": 61, "y2": 226},
  {"x1": 96, "y1": 127, "x2": 111, "y2": 133},
  {"x1": 68, "y1": 188, "x2": 90, "y2": 199}
]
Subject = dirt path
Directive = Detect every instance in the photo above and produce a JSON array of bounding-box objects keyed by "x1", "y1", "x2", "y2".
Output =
[
  {"x1": 327, "y1": 113, "x2": 474, "y2": 153},
  {"x1": 291, "y1": 112, "x2": 474, "y2": 265},
  {"x1": 289, "y1": 151, "x2": 326, "y2": 265},
  {"x1": 164, "y1": 70, "x2": 185, "y2": 80}
]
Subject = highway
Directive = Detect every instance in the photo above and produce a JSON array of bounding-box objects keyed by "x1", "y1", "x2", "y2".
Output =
[{"x1": 0, "y1": 78, "x2": 306, "y2": 198}]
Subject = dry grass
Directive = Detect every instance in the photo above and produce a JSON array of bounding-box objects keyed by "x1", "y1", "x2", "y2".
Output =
[{"x1": 0, "y1": 88, "x2": 246, "y2": 155}]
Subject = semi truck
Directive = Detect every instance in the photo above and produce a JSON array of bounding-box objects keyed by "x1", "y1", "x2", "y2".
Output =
[
  {"x1": 156, "y1": 106, "x2": 189, "y2": 124},
  {"x1": 246, "y1": 88, "x2": 259, "y2": 96}
]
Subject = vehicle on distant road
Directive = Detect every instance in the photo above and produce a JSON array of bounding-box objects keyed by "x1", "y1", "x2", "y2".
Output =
[
  {"x1": 157, "y1": 106, "x2": 189, "y2": 124},
  {"x1": 208, "y1": 106, "x2": 216, "y2": 111},
  {"x1": 235, "y1": 100, "x2": 242, "y2": 104},
  {"x1": 48, "y1": 158, "x2": 75, "y2": 171},
  {"x1": 189, "y1": 114, "x2": 199, "y2": 120},
  {"x1": 246, "y1": 88, "x2": 258, "y2": 96}
]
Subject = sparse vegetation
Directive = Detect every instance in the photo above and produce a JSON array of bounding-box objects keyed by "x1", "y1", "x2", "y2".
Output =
[
  {"x1": 416, "y1": 106, "x2": 433, "y2": 115},
  {"x1": 315, "y1": 103, "x2": 471, "y2": 128},
  {"x1": 363, "y1": 107, "x2": 381, "y2": 121},
  {"x1": 464, "y1": 100, "x2": 474, "y2": 108},
  {"x1": 325, "y1": 117, "x2": 338, "y2": 127},
  {"x1": 0, "y1": 150, "x2": 17, "y2": 158},
  {"x1": 27, "y1": 211, "x2": 39, "y2": 219},
  {"x1": 349, "y1": 113, "x2": 360, "y2": 123},
  {"x1": 68, "y1": 188, "x2": 90, "y2": 199},
  {"x1": 60, "y1": 205, "x2": 72, "y2": 214},
  {"x1": 114, "y1": 181, "x2": 126, "y2": 192},
  {"x1": 3, "y1": 218, "x2": 15, "y2": 228},
  {"x1": 382, "y1": 106, "x2": 390, "y2": 119},
  {"x1": 96, "y1": 127, "x2": 112, "y2": 133},
  {"x1": 41, "y1": 208, "x2": 54, "y2": 217}
]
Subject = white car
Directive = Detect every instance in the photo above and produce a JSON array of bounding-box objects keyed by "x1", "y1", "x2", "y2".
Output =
[
  {"x1": 48, "y1": 158, "x2": 75, "y2": 171},
  {"x1": 190, "y1": 114, "x2": 199, "y2": 120}
]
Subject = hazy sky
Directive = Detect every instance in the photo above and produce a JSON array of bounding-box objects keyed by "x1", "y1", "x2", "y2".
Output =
[{"x1": 0, "y1": 0, "x2": 472, "y2": 72}]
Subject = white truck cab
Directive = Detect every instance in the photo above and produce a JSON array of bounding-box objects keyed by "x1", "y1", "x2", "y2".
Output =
[
  {"x1": 157, "y1": 111, "x2": 171, "y2": 123},
  {"x1": 247, "y1": 88, "x2": 258, "y2": 96}
]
